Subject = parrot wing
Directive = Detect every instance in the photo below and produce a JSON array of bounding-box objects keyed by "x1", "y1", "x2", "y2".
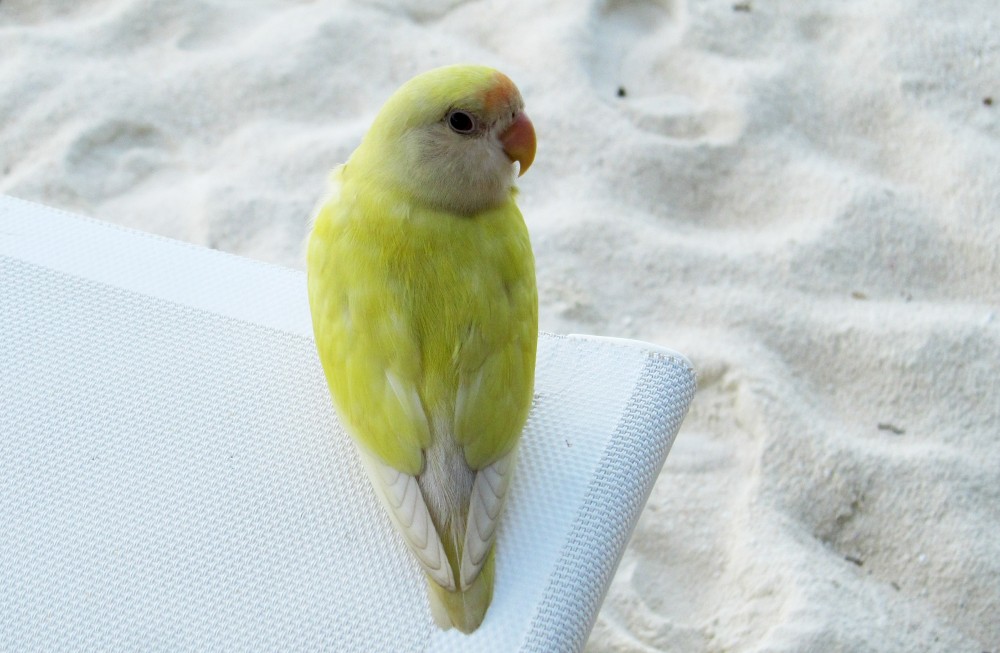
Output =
[
  {"x1": 460, "y1": 450, "x2": 515, "y2": 590},
  {"x1": 449, "y1": 237, "x2": 536, "y2": 591},
  {"x1": 309, "y1": 194, "x2": 457, "y2": 591},
  {"x1": 358, "y1": 449, "x2": 456, "y2": 591},
  {"x1": 307, "y1": 184, "x2": 431, "y2": 476}
]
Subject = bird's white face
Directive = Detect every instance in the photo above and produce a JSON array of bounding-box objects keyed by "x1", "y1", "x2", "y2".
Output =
[{"x1": 401, "y1": 103, "x2": 526, "y2": 215}]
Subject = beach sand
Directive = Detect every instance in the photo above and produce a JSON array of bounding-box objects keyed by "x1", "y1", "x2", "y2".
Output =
[{"x1": 2, "y1": 1, "x2": 997, "y2": 650}]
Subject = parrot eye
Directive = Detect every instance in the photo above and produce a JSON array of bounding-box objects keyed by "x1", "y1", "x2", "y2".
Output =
[{"x1": 447, "y1": 110, "x2": 477, "y2": 135}]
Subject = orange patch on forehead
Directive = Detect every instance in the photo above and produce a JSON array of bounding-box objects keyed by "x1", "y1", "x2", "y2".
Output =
[{"x1": 481, "y1": 72, "x2": 519, "y2": 112}]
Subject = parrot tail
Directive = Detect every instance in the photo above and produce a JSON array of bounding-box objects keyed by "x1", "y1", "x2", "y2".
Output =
[{"x1": 426, "y1": 547, "x2": 495, "y2": 634}]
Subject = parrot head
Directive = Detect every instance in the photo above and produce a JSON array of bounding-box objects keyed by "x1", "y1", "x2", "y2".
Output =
[{"x1": 350, "y1": 65, "x2": 536, "y2": 215}]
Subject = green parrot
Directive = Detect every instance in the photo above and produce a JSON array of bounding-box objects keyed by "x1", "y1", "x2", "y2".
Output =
[{"x1": 306, "y1": 64, "x2": 538, "y2": 633}]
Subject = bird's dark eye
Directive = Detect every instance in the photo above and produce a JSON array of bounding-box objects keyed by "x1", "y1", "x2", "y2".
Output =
[{"x1": 447, "y1": 110, "x2": 476, "y2": 134}]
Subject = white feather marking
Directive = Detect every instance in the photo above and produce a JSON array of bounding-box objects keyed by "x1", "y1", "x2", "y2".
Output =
[
  {"x1": 460, "y1": 450, "x2": 516, "y2": 590},
  {"x1": 453, "y1": 369, "x2": 484, "y2": 437},
  {"x1": 358, "y1": 450, "x2": 456, "y2": 590},
  {"x1": 386, "y1": 371, "x2": 430, "y2": 440}
]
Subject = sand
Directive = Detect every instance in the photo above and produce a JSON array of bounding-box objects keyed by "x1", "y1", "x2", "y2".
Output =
[{"x1": 2, "y1": 1, "x2": 998, "y2": 650}]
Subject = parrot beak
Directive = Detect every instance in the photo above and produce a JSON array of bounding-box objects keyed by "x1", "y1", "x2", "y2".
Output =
[{"x1": 500, "y1": 112, "x2": 536, "y2": 177}]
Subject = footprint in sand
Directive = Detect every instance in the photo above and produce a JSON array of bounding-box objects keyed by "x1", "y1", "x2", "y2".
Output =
[
  {"x1": 587, "y1": 0, "x2": 744, "y2": 145},
  {"x1": 367, "y1": 0, "x2": 471, "y2": 23},
  {"x1": 591, "y1": 354, "x2": 793, "y2": 651},
  {"x1": 63, "y1": 119, "x2": 172, "y2": 201},
  {"x1": 0, "y1": 1, "x2": 116, "y2": 26}
]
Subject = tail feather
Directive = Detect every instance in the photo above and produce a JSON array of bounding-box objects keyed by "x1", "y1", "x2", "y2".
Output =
[{"x1": 426, "y1": 548, "x2": 495, "y2": 633}]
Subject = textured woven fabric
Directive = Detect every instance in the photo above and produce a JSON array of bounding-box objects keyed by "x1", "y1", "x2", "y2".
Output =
[{"x1": 0, "y1": 195, "x2": 695, "y2": 652}]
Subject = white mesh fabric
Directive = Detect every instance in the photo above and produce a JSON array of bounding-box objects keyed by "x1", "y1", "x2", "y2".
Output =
[{"x1": 0, "y1": 195, "x2": 695, "y2": 652}]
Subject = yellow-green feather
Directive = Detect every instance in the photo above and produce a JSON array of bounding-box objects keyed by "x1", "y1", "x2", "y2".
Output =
[{"x1": 308, "y1": 171, "x2": 536, "y2": 473}]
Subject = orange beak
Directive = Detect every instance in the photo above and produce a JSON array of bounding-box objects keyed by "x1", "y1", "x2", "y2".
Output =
[{"x1": 500, "y1": 112, "x2": 536, "y2": 176}]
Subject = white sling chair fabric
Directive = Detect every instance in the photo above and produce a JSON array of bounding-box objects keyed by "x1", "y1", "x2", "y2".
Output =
[{"x1": 0, "y1": 195, "x2": 695, "y2": 652}]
